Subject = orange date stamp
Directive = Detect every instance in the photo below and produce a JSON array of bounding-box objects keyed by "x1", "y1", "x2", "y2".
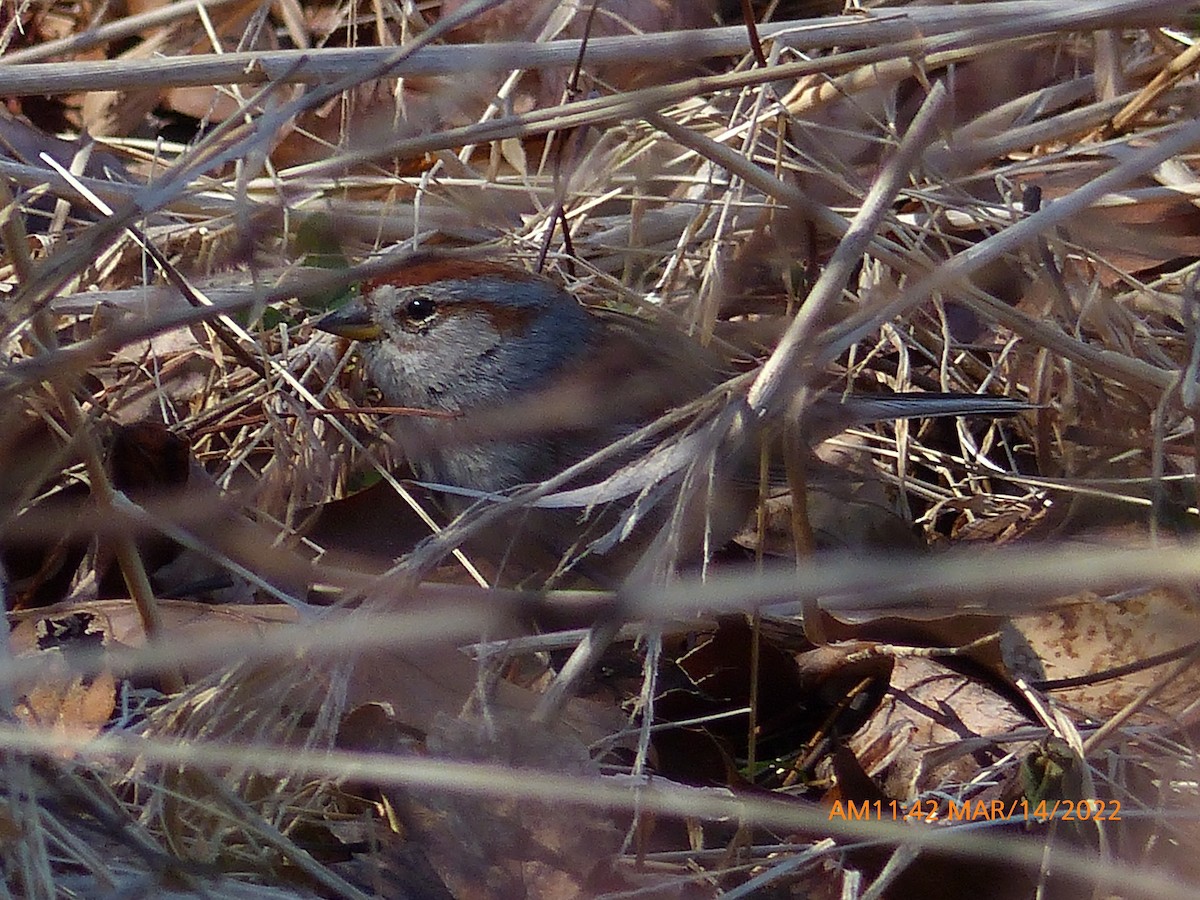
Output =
[{"x1": 828, "y1": 798, "x2": 1122, "y2": 824}]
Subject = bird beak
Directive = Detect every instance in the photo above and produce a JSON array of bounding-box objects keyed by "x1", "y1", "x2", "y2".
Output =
[{"x1": 314, "y1": 302, "x2": 382, "y2": 341}]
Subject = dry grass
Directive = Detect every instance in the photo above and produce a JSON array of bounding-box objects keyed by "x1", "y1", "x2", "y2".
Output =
[{"x1": 3, "y1": 0, "x2": 1200, "y2": 896}]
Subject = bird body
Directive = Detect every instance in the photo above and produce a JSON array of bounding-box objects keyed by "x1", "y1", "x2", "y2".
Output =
[{"x1": 316, "y1": 255, "x2": 1027, "y2": 574}]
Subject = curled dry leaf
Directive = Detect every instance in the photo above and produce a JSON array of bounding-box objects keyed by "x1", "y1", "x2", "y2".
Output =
[{"x1": 843, "y1": 654, "x2": 1034, "y2": 806}]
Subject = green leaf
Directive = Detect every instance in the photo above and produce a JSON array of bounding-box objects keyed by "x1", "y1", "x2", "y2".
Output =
[
  {"x1": 347, "y1": 468, "x2": 383, "y2": 493},
  {"x1": 260, "y1": 306, "x2": 296, "y2": 330},
  {"x1": 292, "y1": 213, "x2": 361, "y2": 312},
  {"x1": 294, "y1": 212, "x2": 349, "y2": 271}
]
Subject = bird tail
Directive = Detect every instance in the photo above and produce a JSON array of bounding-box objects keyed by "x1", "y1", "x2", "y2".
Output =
[{"x1": 805, "y1": 391, "x2": 1035, "y2": 441}]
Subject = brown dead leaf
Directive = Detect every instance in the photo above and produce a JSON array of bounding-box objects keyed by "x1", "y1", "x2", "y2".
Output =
[
  {"x1": 7, "y1": 599, "x2": 295, "y2": 677},
  {"x1": 2, "y1": 480, "x2": 91, "y2": 611},
  {"x1": 437, "y1": 0, "x2": 717, "y2": 115},
  {"x1": 7, "y1": 598, "x2": 624, "y2": 746},
  {"x1": 1020, "y1": 165, "x2": 1200, "y2": 284},
  {"x1": 845, "y1": 654, "x2": 1034, "y2": 805},
  {"x1": 655, "y1": 617, "x2": 813, "y2": 783},
  {"x1": 8, "y1": 609, "x2": 118, "y2": 740},
  {"x1": 81, "y1": 0, "x2": 265, "y2": 136},
  {"x1": 653, "y1": 619, "x2": 895, "y2": 788},
  {"x1": 330, "y1": 832, "x2": 458, "y2": 900},
  {"x1": 0, "y1": 110, "x2": 130, "y2": 234},
  {"x1": 14, "y1": 669, "x2": 117, "y2": 740},
  {"x1": 385, "y1": 714, "x2": 624, "y2": 900},
  {"x1": 303, "y1": 479, "x2": 437, "y2": 575},
  {"x1": 1009, "y1": 583, "x2": 1200, "y2": 724},
  {"x1": 349, "y1": 638, "x2": 623, "y2": 746}
]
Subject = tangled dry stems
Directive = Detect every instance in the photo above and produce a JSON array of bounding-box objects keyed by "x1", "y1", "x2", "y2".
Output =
[{"x1": 3, "y1": 0, "x2": 1200, "y2": 896}]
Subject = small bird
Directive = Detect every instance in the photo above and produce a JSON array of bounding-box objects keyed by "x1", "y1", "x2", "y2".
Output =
[{"x1": 315, "y1": 254, "x2": 1028, "y2": 580}]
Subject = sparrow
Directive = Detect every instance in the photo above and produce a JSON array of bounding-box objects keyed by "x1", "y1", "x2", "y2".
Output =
[{"x1": 315, "y1": 254, "x2": 1029, "y2": 579}]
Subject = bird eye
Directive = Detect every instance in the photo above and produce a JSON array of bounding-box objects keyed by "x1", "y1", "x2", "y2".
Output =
[{"x1": 399, "y1": 295, "x2": 438, "y2": 324}]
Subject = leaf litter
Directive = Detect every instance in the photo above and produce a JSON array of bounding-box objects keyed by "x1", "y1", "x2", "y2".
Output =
[{"x1": 4, "y1": 0, "x2": 1200, "y2": 897}]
